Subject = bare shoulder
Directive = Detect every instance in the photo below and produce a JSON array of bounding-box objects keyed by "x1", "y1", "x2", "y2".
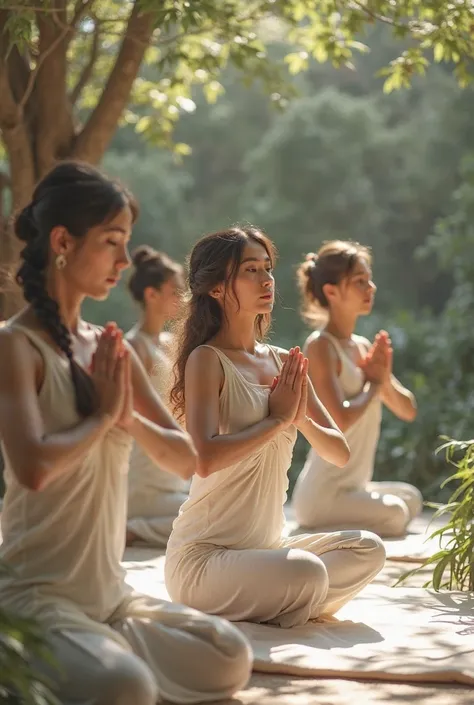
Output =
[
  {"x1": 0, "y1": 323, "x2": 36, "y2": 358},
  {"x1": 185, "y1": 345, "x2": 224, "y2": 395},
  {"x1": 304, "y1": 331, "x2": 334, "y2": 360},
  {"x1": 0, "y1": 325, "x2": 39, "y2": 385},
  {"x1": 187, "y1": 345, "x2": 223, "y2": 373}
]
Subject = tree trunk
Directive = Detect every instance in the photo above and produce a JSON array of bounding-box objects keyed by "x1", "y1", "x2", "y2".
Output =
[{"x1": 0, "y1": 3, "x2": 155, "y2": 319}]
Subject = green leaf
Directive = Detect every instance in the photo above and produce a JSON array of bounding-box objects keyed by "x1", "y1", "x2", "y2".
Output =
[{"x1": 433, "y1": 43, "x2": 444, "y2": 63}]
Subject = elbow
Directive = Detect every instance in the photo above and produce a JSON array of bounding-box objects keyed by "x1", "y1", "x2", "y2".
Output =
[
  {"x1": 195, "y1": 456, "x2": 213, "y2": 478},
  {"x1": 404, "y1": 405, "x2": 417, "y2": 423},
  {"x1": 178, "y1": 434, "x2": 199, "y2": 480},
  {"x1": 333, "y1": 438, "x2": 351, "y2": 468},
  {"x1": 194, "y1": 445, "x2": 217, "y2": 478},
  {"x1": 396, "y1": 396, "x2": 417, "y2": 423},
  {"x1": 18, "y1": 465, "x2": 47, "y2": 492}
]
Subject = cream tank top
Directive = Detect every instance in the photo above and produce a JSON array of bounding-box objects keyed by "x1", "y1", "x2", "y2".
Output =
[
  {"x1": 166, "y1": 344, "x2": 298, "y2": 555},
  {"x1": 295, "y1": 330, "x2": 382, "y2": 496},
  {"x1": 0, "y1": 325, "x2": 133, "y2": 623},
  {"x1": 126, "y1": 327, "x2": 188, "y2": 496}
]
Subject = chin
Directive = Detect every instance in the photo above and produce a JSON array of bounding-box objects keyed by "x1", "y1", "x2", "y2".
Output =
[
  {"x1": 256, "y1": 302, "x2": 274, "y2": 314},
  {"x1": 360, "y1": 303, "x2": 373, "y2": 316},
  {"x1": 89, "y1": 288, "x2": 111, "y2": 302}
]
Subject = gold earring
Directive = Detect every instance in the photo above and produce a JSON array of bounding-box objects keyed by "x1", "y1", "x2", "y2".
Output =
[{"x1": 55, "y1": 254, "x2": 67, "y2": 270}]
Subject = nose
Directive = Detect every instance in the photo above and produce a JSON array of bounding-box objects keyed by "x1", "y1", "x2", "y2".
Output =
[
  {"x1": 117, "y1": 246, "x2": 131, "y2": 271},
  {"x1": 262, "y1": 271, "x2": 274, "y2": 287},
  {"x1": 369, "y1": 280, "x2": 377, "y2": 294}
]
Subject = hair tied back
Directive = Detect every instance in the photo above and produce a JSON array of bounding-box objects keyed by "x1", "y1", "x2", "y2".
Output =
[{"x1": 305, "y1": 252, "x2": 318, "y2": 265}]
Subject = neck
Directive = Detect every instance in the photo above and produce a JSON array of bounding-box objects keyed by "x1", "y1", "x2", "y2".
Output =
[
  {"x1": 214, "y1": 314, "x2": 258, "y2": 354},
  {"x1": 325, "y1": 310, "x2": 358, "y2": 340},
  {"x1": 140, "y1": 308, "x2": 167, "y2": 338},
  {"x1": 45, "y1": 272, "x2": 84, "y2": 333}
]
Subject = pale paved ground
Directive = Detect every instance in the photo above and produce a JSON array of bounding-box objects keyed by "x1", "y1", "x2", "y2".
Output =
[
  {"x1": 2, "y1": 504, "x2": 470, "y2": 703},
  {"x1": 216, "y1": 558, "x2": 472, "y2": 705}
]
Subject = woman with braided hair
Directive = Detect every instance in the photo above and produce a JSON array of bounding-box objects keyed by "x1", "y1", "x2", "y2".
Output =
[
  {"x1": 125, "y1": 246, "x2": 189, "y2": 547},
  {"x1": 292, "y1": 241, "x2": 422, "y2": 538},
  {"x1": 0, "y1": 162, "x2": 251, "y2": 705}
]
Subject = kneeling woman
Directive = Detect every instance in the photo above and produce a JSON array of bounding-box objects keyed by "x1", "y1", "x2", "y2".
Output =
[
  {"x1": 126, "y1": 246, "x2": 189, "y2": 547},
  {"x1": 292, "y1": 242, "x2": 422, "y2": 538},
  {"x1": 165, "y1": 227, "x2": 386, "y2": 628}
]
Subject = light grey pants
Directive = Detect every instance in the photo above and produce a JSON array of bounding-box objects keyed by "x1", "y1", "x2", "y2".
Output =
[
  {"x1": 166, "y1": 530, "x2": 386, "y2": 629},
  {"x1": 32, "y1": 594, "x2": 252, "y2": 705},
  {"x1": 294, "y1": 480, "x2": 423, "y2": 538}
]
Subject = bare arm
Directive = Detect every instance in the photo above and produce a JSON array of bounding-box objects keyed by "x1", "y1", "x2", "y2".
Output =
[
  {"x1": 381, "y1": 375, "x2": 417, "y2": 422},
  {"x1": 306, "y1": 337, "x2": 380, "y2": 433},
  {"x1": 127, "y1": 334, "x2": 153, "y2": 375},
  {"x1": 362, "y1": 331, "x2": 417, "y2": 422},
  {"x1": 0, "y1": 329, "x2": 113, "y2": 492},
  {"x1": 185, "y1": 346, "x2": 286, "y2": 478},
  {"x1": 276, "y1": 348, "x2": 350, "y2": 467},
  {"x1": 297, "y1": 376, "x2": 350, "y2": 467},
  {"x1": 127, "y1": 343, "x2": 197, "y2": 479}
]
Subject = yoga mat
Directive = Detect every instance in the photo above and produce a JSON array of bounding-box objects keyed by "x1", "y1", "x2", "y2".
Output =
[{"x1": 122, "y1": 549, "x2": 474, "y2": 687}]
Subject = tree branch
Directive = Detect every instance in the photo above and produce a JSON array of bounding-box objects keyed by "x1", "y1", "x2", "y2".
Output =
[
  {"x1": 73, "y1": 3, "x2": 155, "y2": 164},
  {"x1": 70, "y1": 23, "x2": 100, "y2": 106},
  {"x1": 0, "y1": 12, "x2": 22, "y2": 130},
  {"x1": 35, "y1": 0, "x2": 75, "y2": 176},
  {"x1": 18, "y1": 20, "x2": 71, "y2": 109}
]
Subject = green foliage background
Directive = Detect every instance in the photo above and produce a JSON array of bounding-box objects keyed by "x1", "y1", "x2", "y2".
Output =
[{"x1": 77, "y1": 26, "x2": 474, "y2": 501}]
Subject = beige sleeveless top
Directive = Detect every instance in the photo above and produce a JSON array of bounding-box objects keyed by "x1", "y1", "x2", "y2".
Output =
[
  {"x1": 302, "y1": 330, "x2": 382, "y2": 491},
  {"x1": 126, "y1": 327, "x2": 188, "y2": 496},
  {"x1": 167, "y1": 344, "x2": 298, "y2": 555},
  {"x1": 0, "y1": 324, "x2": 133, "y2": 623}
]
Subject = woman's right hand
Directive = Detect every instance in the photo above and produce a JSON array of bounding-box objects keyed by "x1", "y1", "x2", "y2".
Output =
[
  {"x1": 91, "y1": 323, "x2": 127, "y2": 423},
  {"x1": 269, "y1": 348, "x2": 305, "y2": 427},
  {"x1": 359, "y1": 332, "x2": 391, "y2": 385}
]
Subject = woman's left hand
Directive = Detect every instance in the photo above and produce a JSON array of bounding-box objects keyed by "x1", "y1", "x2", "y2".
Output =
[{"x1": 116, "y1": 344, "x2": 135, "y2": 431}]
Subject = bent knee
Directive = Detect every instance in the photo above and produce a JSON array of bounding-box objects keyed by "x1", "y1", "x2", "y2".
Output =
[
  {"x1": 216, "y1": 624, "x2": 253, "y2": 693},
  {"x1": 359, "y1": 531, "x2": 386, "y2": 568},
  {"x1": 287, "y1": 549, "x2": 329, "y2": 590},
  {"x1": 101, "y1": 652, "x2": 158, "y2": 705},
  {"x1": 194, "y1": 620, "x2": 252, "y2": 696},
  {"x1": 405, "y1": 486, "x2": 424, "y2": 520},
  {"x1": 382, "y1": 499, "x2": 411, "y2": 538}
]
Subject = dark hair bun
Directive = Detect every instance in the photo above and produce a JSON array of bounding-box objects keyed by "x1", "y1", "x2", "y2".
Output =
[
  {"x1": 132, "y1": 245, "x2": 155, "y2": 267},
  {"x1": 15, "y1": 204, "x2": 39, "y2": 243}
]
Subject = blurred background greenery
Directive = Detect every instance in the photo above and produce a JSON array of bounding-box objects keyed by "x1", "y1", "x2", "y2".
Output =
[{"x1": 72, "y1": 26, "x2": 474, "y2": 502}]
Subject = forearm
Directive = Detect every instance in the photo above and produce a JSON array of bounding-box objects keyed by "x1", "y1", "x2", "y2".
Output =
[
  {"x1": 382, "y1": 377, "x2": 417, "y2": 421},
  {"x1": 297, "y1": 417, "x2": 350, "y2": 467},
  {"x1": 336, "y1": 383, "x2": 381, "y2": 431},
  {"x1": 29, "y1": 412, "x2": 113, "y2": 491},
  {"x1": 130, "y1": 413, "x2": 198, "y2": 480},
  {"x1": 194, "y1": 415, "x2": 286, "y2": 477}
]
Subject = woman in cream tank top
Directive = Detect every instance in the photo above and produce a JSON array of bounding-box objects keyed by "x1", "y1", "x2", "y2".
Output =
[
  {"x1": 126, "y1": 246, "x2": 189, "y2": 547},
  {"x1": 0, "y1": 163, "x2": 251, "y2": 705},
  {"x1": 165, "y1": 227, "x2": 386, "y2": 628},
  {"x1": 292, "y1": 242, "x2": 422, "y2": 538}
]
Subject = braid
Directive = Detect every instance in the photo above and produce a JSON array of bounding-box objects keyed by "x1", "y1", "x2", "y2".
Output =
[
  {"x1": 16, "y1": 240, "x2": 97, "y2": 417},
  {"x1": 13, "y1": 160, "x2": 139, "y2": 418}
]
